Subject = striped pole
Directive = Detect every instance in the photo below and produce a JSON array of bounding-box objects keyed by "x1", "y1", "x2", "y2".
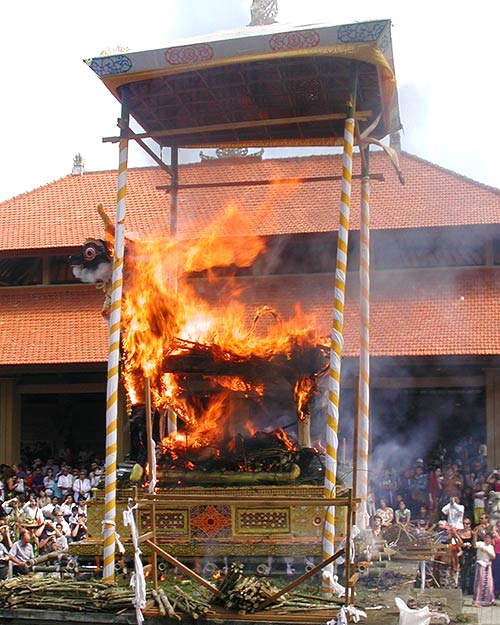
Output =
[
  {"x1": 356, "y1": 148, "x2": 371, "y2": 530},
  {"x1": 167, "y1": 146, "x2": 179, "y2": 436},
  {"x1": 102, "y1": 95, "x2": 130, "y2": 583},
  {"x1": 323, "y1": 82, "x2": 357, "y2": 591}
]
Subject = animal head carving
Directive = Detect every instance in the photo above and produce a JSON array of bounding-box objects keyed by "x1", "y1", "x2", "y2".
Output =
[
  {"x1": 69, "y1": 238, "x2": 112, "y2": 284},
  {"x1": 69, "y1": 203, "x2": 115, "y2": 287}
]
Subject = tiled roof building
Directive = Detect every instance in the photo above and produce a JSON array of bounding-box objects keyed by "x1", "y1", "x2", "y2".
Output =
[{"x1": 0, "y1": 152, "x2": 499, "y2": 466}]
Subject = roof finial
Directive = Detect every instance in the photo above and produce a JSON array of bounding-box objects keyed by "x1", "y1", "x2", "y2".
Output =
[
  {"x1": 249, "y1": 0, "x2": 278, "y2": 26},
  {"x1": 72, "y1": 153, "x2": 85, "y2": 176}
]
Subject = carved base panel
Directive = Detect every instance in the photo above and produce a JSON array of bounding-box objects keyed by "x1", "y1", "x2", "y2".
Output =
[{"x1": 72, "y1": 486, "x2": 347, "y2": 558}]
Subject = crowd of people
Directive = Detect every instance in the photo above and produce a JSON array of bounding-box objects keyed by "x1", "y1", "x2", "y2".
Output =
[
  {"x1": 363, "y1": 439, "x2": 500, "y2": 607},
  {"x1": 0, "y1": 457, "x2": 103, "y2": 579}
]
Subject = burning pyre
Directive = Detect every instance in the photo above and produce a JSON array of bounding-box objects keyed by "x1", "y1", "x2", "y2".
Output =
[{"x1": 73, "y1": 203, "x2": 329, "y2": 483}]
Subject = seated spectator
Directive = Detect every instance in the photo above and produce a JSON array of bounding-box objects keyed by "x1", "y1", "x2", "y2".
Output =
[
  {"x1": 42, "y1": 458, "x2": 60, "y2": 477},
  {"x1": 0, "y1": 540, "x2": 8, "y2": 580},
  {"x1": 9, "y1": 529, "x2": 34, "y2": 575},
  {"x1": 31, "y1": 467, "x2": 45, "y2": 496},
  {"x1": 72, "y1": 470, "x2": 91, "y2": 502},
  {"x1": 37, "y1": 489, "x2": 51, "y2": 509},
  {"x1": 89, "y1": 461, "x2": 104, "y2": 489},
  {"x1": 57, "y1": 466, "x2": 74, "y2": 498},
  {"x1": 43, "y1": 467, "x2": 61, "y2": 498},
  {"x1": 37, "y1": 520, "x2": 58, "y2": 555},
  {"x1": 376, "y1": 498, "x2": 394, "y2": 528},
  {"x1": 54, "y1": 523, "x2": 68, "y2": 552},
  {"x1": 60, "y1": 494, "x2": 74, "y2": 520},
  {"x1": 395, "y1": 500, "x2": 411, "y2": 525},
  {"x1": 71, "y1": 513, "x2": 89, "y2": 542},
  {"x1": 415, "y1": 505, "x2": 431, "y2": 531},
  {"x1": 52, "y1": 510, "x2": 71, "y2": 537},
  {"x1": 22, "y1": 493, "x2": 44, "y2": 526}
]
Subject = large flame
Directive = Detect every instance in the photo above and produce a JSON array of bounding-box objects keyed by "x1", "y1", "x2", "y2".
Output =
[{"x1": 120, "y1": 201, "x2": 327, "y2": 458}]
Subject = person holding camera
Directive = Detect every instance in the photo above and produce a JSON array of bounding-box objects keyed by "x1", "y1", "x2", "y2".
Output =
[
  {"x1": 9, "y1": 529, "x2": 34, "y2": 575},
  {"x1": 70, "y1": 512, "x2": 89, "y2": 542},
  {"x1": 441, "y1": 495, "x2": 465, "y2": 529}
]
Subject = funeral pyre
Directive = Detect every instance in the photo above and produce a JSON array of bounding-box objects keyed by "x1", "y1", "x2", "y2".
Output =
[{"x1": 74, "y1": 204, "x2": 329, "y2": 484}]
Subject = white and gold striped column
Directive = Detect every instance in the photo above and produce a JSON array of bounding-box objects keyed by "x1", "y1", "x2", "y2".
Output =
[
  {"x1": 323, "y1": 111, "x2": 355, "y2": 590},
  {"x1": 103, "y1": 123, "x2": 129, "y2": 583},
  {"x1": 356, "y1": 153, "x2": 371, "y2": 530}
]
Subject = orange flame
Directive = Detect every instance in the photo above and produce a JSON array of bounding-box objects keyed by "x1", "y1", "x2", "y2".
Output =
[{"x1": 118, "y1": 202, "x2": 327, "y2": 456}]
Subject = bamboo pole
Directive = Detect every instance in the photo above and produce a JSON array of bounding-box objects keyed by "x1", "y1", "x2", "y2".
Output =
[
  {"x1": 323, "y1": 67, "x2": 358, "y2": 592},
  {"x1": 254, "y1": 548, "x2": 345, "y2": 612},
  {"x1": 102, "y1": 89, "x2": 130, "y2": 583},
  {"x1": 356, "y1": 147, "x2": 371, "y2": 531},
  {"x1": 102, "y1": 111, "x2": 372, "y2": 143},
  {"x1": 167, "y1": 146, "x2": 178, "y2": 436},
  {"x1": 145, "y1": 540, "x2": 221, "y2": 596},
  {"x1": 144, "y1": 377, "x2": 158, "y2": 590}
]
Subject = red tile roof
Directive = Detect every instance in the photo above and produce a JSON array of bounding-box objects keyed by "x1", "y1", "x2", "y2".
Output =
[
  {"x1": 0, "y1": 286, "x2": 108, "y2": 365},
  {"x1": 2, "y1": 268, "x2": 499, "y2": 365},
  {"x1": 0, "y1": 152, "x2": 498, "y2": 252}
]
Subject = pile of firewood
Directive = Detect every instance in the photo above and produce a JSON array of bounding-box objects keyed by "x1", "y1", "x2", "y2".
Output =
[
  {"x1": 0, "y1": 575, "x2": 138, "y2": 612},
  {"x1": 152, "y1": 585, "x2": 212, "y2": 620},
  {"x1": 211, "y1": 563, "x2": 280, "y2": 612},
  {"x1": 211, "y1": 563, "x2": 344, "y2": 614}
]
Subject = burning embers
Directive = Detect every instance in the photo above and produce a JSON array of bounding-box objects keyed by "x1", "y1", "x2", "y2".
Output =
[{"x1": 73, "y1": 203, "x2": 328, "y2": 483}]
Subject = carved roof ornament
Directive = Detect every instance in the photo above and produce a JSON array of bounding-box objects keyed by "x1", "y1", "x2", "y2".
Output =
[
  {"x1": 199, "y1": 147, "x2": 265, "y2": 161},
  {"x1": 249, "y1": 0, "x2": 278, "y2": 26},
  {"x1": 71, "y1": 153, "x2": 85, "y2": 176}
]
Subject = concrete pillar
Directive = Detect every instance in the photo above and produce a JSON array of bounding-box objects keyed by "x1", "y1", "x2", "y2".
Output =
[
  {"x1": 0, "y1": 379, "x2": 20, "y2": 464},
  {"x1": 486, "y1": 370, "x2": 500, "y2": 468}
]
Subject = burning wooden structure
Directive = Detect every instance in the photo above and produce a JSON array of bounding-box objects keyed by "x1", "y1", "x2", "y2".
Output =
[{"x1": 83, "y1": 9, "x2": 401, "y2": 615}]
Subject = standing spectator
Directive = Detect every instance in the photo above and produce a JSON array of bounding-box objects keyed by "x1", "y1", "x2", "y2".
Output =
[
  {"x1": 473, "y1": 532, "x2": 496, "y2": 607},
  {"x1": 442, "y1": 496, "x2": 465, "y2": 529},
  {"x1": 375, "y1": 468, "x2": 397, "y2": 507},
  {"x1": 57, "y1": 466, "x2": 74, "y2": 498},
  {"x1": 410, "y1": 465, "x2": 429, "y2": 513},
  {"x1": 442, "y1": 467, "x2": 464, "y2": 501},
  {"x1": 395, "y1": 500, "x2": 411, "y2": 526},
  {"x1": 473, "y1": 513, "x2": 491, "y2": 542},
  {"x1": 429, "y1": 467, "x2": 444, "y2": 519},
  {"x1": 492, "y1": 522, "x2": 500, "y2": 598},
  {"x1": 366, "y1": 485, "x2": 377, "y2": 519},
  {"x1": 473, "y1": 483, "x2": 487, "y2": 525},
  {"x1": 72, "y1": 470, "x2": 91, "y2": 502},
  {"x1": 458, "y1": 518, "x2": 475, "y2": 595},
  {"x1": 9, "y1": 529, "x2": 35, "y2": 575}
]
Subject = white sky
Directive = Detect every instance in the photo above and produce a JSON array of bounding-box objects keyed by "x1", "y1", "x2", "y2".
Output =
[{"x1": 0, "y1": 0, "x2": 498, "y2": 202}]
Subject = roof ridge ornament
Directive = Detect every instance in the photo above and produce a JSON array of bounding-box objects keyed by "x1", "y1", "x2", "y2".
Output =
[
  {"x1": 199, "y1": 147, "x2": 265, "y2": 161},
  {"x1": 248, "y1": 0, "x2": 278, "y2": 26},
  {"x1": 71, "y1": 153, "x2": 85, "y2": 176}
]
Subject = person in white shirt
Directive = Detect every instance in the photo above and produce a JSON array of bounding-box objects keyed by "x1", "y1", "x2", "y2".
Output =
[
  {"x1": 473, "y1": 532, "x2": 496, "y2": 607},
  {"x1": 57, "y1": 467, "x2": 74, "y2": 498},
  {"x1": 9, "y1": 530, "x2": 35, "y2": 575},
  {"x1": 72, "y1": 471, "x2": 91, "y2": 502},
  {"x1": 441, "y1": 496, "x2": 465, "y2": 529}
]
